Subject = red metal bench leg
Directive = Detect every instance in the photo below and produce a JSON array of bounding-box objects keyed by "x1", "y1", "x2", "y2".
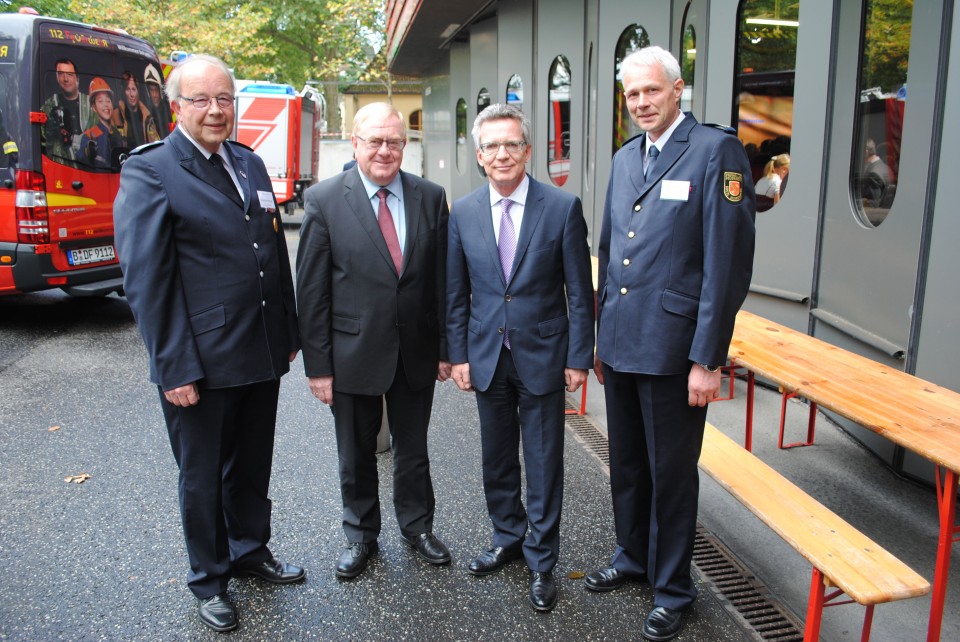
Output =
[
  {"x1": 804, "y1": 568, "x2": 826, "y2": 642},
  {"x1": 928, "y1": 467, "x2": 959, "y2": 641},
  {"x1": 778, "y1": 390, "x2": 818, "y2": 449},
  {"x1": 565, "y1": 378, "x2": 588, "y2": 415},
  {"x1": 745, "y1": 370, "x2": 755, "y2": 452},
  {"x1": 861, "y1": 604, "x2": 875, "y2": 642}
]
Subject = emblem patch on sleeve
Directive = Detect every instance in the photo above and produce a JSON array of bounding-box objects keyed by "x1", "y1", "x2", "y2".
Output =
[{"x1": 723, "y1": 172, "x2": 744, "y2": 203}]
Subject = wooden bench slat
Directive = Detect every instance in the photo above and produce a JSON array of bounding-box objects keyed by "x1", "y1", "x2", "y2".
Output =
[{"x1": 700, "y1": 424, "x2": 930, "y2": 605}]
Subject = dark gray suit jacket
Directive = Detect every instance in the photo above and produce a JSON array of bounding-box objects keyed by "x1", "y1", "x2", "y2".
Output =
[{"x1": 296, "y1": 169, "x2": 449, "y2": 395}]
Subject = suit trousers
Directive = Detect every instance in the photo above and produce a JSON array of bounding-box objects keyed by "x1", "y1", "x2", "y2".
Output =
[
  {"x1": 160, "y1": 379, "x2": 280, "y2": 599},
  {"x1": 332, "y1": 353, "x2": 437, "y2": 543},
  {"x1": 601, "y1": 365, "x2": 707, "y2": 611},
  {"x1": 475, "y1": 346, "x2": 565, "y2": 572}
]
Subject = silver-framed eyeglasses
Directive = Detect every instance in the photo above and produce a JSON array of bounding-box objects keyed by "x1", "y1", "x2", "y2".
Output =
[
  {"x1": 478, "y1": 140, "x2": 527, "y2": 156},
  {"x1": 355, "y1": 135, "x2": 406, "y2": 152},
  {"x1": 180, "y1": 95, "x2": 234, "y2": 110}
]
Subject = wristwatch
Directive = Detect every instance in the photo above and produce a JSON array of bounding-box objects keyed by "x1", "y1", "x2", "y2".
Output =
[{"x1": 697, "y1": 363, "x2": 720, "y2": 373}]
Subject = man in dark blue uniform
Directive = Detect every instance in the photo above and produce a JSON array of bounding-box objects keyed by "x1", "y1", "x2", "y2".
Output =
[
  {"x1": 114, "y1": 54, "x2": 304, "y2": 634},
  {"x1": 589, "y1": 46, "x2": 755, "y2": 641}
]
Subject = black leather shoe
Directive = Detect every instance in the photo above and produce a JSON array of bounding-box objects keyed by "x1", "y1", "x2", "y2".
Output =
[
  {"x1": 529, "y1": 571, "x2": 558, "y2": 612},
  {"x1": 584, "y1": 566, "x2": 631, "y2": 592},
  {"x1": 336, "y1": 541, "x2": 379, "y2": 578},
  {"x1": 402, "y1": 532, "x2": 451, "y2": 565},
  {"x1": 197, "y1": 593, "x2": 237, "y2": 632},
  {"x1": 468, "y1": 546, "x2": 523, "y2": 576},
  {"x1": 642, "y1": 606, "x2": 685, "y2": 641},
  {"x1": 236, "y1": 557, "x2": 306, "y2": 584}
]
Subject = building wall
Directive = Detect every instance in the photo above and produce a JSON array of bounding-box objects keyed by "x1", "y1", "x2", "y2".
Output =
[{"x1": 341, "y1": 93, "x2": 423, "y2": 136}]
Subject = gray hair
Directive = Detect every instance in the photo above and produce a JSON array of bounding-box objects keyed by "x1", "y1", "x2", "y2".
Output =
[
  {"x1": 472, "y1": 104, "x2": 531, "y2": 148},
  {"x1": 621, "y1": 45, "x2": 681, "y2": 84},
  {"x1": 165, "y1": 54, "x2": 236, "y2": 102},
  {"x1": 353, "y1": 102, "x2": 406, "y2": 138}
]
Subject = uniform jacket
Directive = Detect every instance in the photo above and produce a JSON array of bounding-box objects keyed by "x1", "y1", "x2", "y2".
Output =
[
  {"x1": 446, "y1": 176, "x2": 595, "y2": 396},
  {"x1": 114, "y1": 127, "x2": 300, "y2": 390},
  {"x1": 596, "y1": 114, "x2": 755, "y2": 374},
  {"x1": 296, "y1": 168, "x2": 449, "y2": 396}
]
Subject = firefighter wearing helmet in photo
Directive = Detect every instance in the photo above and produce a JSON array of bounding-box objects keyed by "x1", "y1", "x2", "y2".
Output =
[
  {"x1": 112, "y1": 70, "x2": 160, "y2": 148},
  {"x1": 78, "y1": 77, "x2": 124, "y2": 168},
  {"x1": 143, "y1": 63, "x2": 172, "y2": 138}
]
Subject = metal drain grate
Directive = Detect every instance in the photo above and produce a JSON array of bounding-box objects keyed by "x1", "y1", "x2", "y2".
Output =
[{"x1": 565, "y1": 408, "x2": 805, "y2": 642}]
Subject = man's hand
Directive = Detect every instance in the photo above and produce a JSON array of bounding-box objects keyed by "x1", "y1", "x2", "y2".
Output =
[
  {"x1": 688, "y1": 364, "x2": 722, "y2": 407},
  {"x1": 451, "y1": 363, "x2": 473, "y2": 392},
  {"x1": 593, "y1": 356, "x2": 605, "y2": 385},
  {"x1": 164, "y1": 383, "x2": 199, "y2": 407},
  {"x1": 308, "y1": 375, "x2": 334, "y2": 405},
  {"x1": 437, "y1": 360, "x2": 452, "y2": 382},
  {"x1": 565, "y1": 368, "x2": 588, "y2": 392}
]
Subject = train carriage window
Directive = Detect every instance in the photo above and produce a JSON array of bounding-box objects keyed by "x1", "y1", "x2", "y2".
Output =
[
  {"x1": 456, "y1": 98, "x2": 467, "y2": 176},
  {"x1": 548, "y1": 56, "x2": 572, "y2": 187},
  {"x1": 733, "y1": 0, "x2": 799, "y2": 212},
  {"x1": 477, "y1": 88, "x2": 491, "y2": 177},
  {"x1": 851, "y1": 1, "x2": 911, "y2": 227},
  {"x1": 506, "y1": 75, "x2": 523, "y2": 110},
  {"x1": 613, "y1": 25, "x2": 650, "y2": 153},
  {"x1": 681, "y1": 4, "x2": 696, "y2": 112}
]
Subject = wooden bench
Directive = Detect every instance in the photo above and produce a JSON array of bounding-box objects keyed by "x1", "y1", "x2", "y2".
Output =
[
  {"x1": 699, "y1": 423, "x2": 931, "y2": 642},
  {"x1": 725, "y1": 310, "x2": 960, "y2": 640}
]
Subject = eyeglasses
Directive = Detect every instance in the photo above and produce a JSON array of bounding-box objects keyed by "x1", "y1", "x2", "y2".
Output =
[
  {"x1": 478, "y1": 140, "x2": 527, "y2": 156},
  {"x1": 355, "y1": 135, "x2": 406, "y2": 152},
  {"x1": 180, "y1": 95, "x2": 234, "y2": 110}
]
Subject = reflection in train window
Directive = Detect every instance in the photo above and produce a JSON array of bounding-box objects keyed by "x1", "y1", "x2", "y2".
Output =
[
  {"x1": 548, "y1": 55, "x2": 571, "y2": 187},
  {"x1": 613, "y1": 25, "x2": 649, "y2": 153},
  {"x1": 733, "y1": 0, "x2": 799, "y2": 212},
  {"x1": 851, "y1": 1, "x2": 911, "y2": 228},
  {"x1": 506, "y1": 75, "x2": 523, "y2": 109},
  {"x1": 681, "y1": 3, "x2": 696, "y2": 113},
  {"x1": 456, "y1": 98, "x2": 467, "y2": 176}
]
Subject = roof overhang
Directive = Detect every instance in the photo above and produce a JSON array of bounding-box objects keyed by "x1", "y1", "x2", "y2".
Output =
[{"x1": 385, "y1": 0, "x2": 496, "y2": 76}]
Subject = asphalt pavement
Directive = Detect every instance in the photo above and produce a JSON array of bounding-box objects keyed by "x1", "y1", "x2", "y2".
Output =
[{"x1": 1, "y1": 223, "x2": 957, "y2": 640}]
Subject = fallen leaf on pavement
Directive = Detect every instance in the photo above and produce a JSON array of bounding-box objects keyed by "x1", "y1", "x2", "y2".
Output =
[{"x1": 63, "y1": 473, "x2": 92, "y2": 484}]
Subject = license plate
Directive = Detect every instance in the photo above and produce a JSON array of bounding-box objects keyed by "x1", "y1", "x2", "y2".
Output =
[{"x1": 67, "y1": 244, "x2": 116, "y2": 266}]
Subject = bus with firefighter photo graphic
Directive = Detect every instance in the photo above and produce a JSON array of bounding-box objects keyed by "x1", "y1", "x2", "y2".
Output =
[{"x1": 0, "y1": 10, "x2": 172, "y2": 296}]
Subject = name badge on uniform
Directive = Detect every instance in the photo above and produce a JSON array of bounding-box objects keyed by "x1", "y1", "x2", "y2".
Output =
[
  {"x1": 258, "y1": 190, "x2": 276, "y2": 212},
  {"x1": 660, "y1": 180, "x2": 690, "y2": 201}
]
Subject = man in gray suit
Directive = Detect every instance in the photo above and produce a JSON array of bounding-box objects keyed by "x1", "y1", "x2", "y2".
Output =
[
  {"x1": 589, "y1": 46, "x2": 755, "y2": 641},
  {"x1": 296, "y1": 102, "x2": 452, "y2": 580},
  {"x1": 447, "y1": 104, "x2": 594, "y2": 612}
]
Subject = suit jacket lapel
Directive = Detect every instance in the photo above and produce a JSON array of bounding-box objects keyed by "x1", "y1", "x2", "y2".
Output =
[
  {"x1": 224, "y1": 144, "x2": 250, "y2": 210},
  {"x1": 511, "y1": 176, "x2": 543, "y2": 279},
  {"x1": 343, "y1": 171, "x2": 398, "y2": 276},
  {"x1": 400, "y1": 172, "x2": 422, "y2": 275},
  {"x1": 476, "y1": 188, "x2": 505, "y2": 288},
  {"x1": 170, "y1": 129, "x2": 243, "y2": 207},
  {"x1": 646, "y1": 115, "x2": 694, "y2": 186}
]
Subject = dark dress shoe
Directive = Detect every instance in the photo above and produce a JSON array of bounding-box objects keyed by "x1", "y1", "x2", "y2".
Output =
[
  {"x1": 236, "y1": 557, "x2": 306, "y2": 584},
  {"x1": 642, "y1": 606, "x2": 685, "y2": 641},
  {"x1": 197, "y1": 593, "x2": 237, "y2": 632},
  {"x1": 584, "y1": 566, "x2": 632, "y2": 592},
  {"x1": 468, "y1": 546, "x2": 523, "y2": 576},
  {"x1": 402, "y1": 532, "x2": 451, "y2": 565},
  {"x1": 336, "y1": 541, "x2": 379, "y2": 578},
  {"x1": 529, "y1": 571, "x2": 558, "y2": 612}
]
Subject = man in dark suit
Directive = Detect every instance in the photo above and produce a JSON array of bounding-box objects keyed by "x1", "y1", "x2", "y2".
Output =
[
  {"x1": 114, "y1": 55, "x2": 304, "y2": 633},
  {"x1": 296, "y1": 102, "x2": 452, "y2": 579},
  {"x1": 447, "y1": 104, "x2": 594, "y2": 612},
  {"x1": 589, "y1": 46, "x2": 755, "y2": 641}
]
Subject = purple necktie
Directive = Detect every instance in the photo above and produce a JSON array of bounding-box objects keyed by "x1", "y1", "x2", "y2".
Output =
[
  {"x1": 498, "y1": 198, "x2": 516, "y2": 348},
  {"x1": 376, "y1": 188, "x2": 403, "y2": 274}
]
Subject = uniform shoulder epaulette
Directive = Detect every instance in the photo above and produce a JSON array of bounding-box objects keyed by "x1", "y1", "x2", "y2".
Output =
[
  {"x1": 227, "y1": 140, "x2": 254, "y2": 152},
  {"x1": 130, "y1": 140, "x2": 164, "y2": 155},
  {"x1": 703, "y1": 122, "x2": 737, "y2": 135}
]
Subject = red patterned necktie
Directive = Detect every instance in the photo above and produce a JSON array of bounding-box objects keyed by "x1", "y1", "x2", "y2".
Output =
[{"x1": 376, "y1": 188, "x2": 403, "y2": 274}]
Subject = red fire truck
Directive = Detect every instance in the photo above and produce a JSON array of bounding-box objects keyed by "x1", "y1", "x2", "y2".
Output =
[
  {"x1": 0, "y1": 10, "x2": 172, "y2": 296},
  {"x1": 234, "y1": 82, "x2": 321, "y2": 213}
]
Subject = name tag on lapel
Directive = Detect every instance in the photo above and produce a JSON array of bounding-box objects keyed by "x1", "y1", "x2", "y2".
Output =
[
  {"x1": 660, "y1": 180, "x2": 690, "y2": 201},
  {"x1": 257, "y1": 190, "x2": 276, "y2": 212}
]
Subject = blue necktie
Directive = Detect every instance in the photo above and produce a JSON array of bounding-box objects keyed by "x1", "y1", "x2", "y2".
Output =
[{"x1": 646, "y1": 144, "x2": 660, "y2": 178}]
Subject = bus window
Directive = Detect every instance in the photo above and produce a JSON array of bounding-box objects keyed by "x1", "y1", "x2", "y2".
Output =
[
  {"x1": 734, "y1": 0, "x2": 799, "y2": 212},
  {"x1": 548, "y1": 55, "x2": 571, "y2": 187},
  {"x1": 0, "y1": 75, "x2": 15, "y2": 174},
  {"x1": 41, "y1": 47, "x2": 171, "y2": 171},
  {"x1": 852, "y1": 1, "x2": 911, "y2": 228},
  {"x1": 681, "y1": 4, "x2": 696, "y2": 113},
  {"x1": 613, "y1": 25, "x2": 649, "y2": 153}
]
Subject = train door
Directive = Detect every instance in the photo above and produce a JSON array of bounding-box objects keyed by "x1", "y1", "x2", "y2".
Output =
[
  {"x1": 815, "y1": 1, "x2": 945, "y2": 474},
  {"x1": 449, "y1": 41, "x2": 472, "y2": 201}
]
